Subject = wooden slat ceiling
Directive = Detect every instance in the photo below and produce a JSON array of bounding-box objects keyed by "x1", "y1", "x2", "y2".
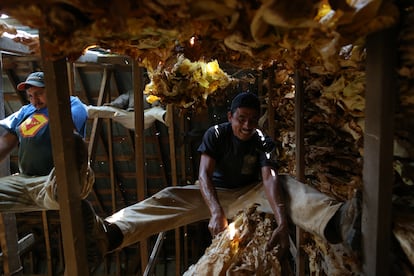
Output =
[{"x1": 0, "y1": 1, "x2": 400, "y2": 71}]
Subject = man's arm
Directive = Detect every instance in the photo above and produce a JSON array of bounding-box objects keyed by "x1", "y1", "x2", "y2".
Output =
[
  {"x1": 198, "y1": 153, "x2": 228, "y2": 236},
  {"x1": 261, "y1": 166, "x2": 290, "y2": 256},
  {"x1": 0, "y1": 132, "x2": 18, "y2": 163}
]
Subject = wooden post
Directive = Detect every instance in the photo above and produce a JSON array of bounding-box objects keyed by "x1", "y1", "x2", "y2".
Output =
[
  {"x1": 294, "y1": 69, "x2": 305, "y2": 276},
  {"x1": 362, "y1": 27, "x2": 396, "y2": 276},
  {"x1": 132, "y1": 62, "x2": 148, "y2": 273},
  {"x1": 180, "y1": 114, "x2": 188, "y2": 269},
  {"x1": 266, "y1": 66, "x2": 276, "y2": 140},
  {"x1": 87, "y1": 67, "x2": 112, "y2": 160},
  {"x1": 0, "y1": 51, "x2": 23, "y2": 276},
  {"x1": 166, "y1": 105, "x2": 182, "y2": 275},
  {"x1": 0, "y1": 215, "x2": 23, "y2": 276},
  {"x1": 40, "y1": 34, "x2": 89, "y2": 275},
  {"x1": 42, "y1": 211, "x2": 53, "y2": 276}
]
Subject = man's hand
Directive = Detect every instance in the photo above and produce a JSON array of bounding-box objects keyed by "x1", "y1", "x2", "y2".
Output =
[
  {"x1": 199, "y1": 154, "x2": 228, "y2": 237},
  {"x1": 208, "y1": 212, "x2": 228, "y2": 237},
  {"x1": 266, "y1": 224, "x2": 289, "y2": 259}
]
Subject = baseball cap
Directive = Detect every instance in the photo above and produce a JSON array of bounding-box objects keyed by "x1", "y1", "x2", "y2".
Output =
[
  {"x1": 17, "y1": 72, "x2": 45, "y2": 91},
  {"x1": 230, "y1": 92, "x2": 260, "y2": 114}
]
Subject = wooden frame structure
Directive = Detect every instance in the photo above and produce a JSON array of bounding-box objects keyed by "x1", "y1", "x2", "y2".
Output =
[{"x1": 0, "y1": 25, "x2": 401, "y2": 276}]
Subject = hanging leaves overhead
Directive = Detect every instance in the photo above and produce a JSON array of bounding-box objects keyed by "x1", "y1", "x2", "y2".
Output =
[
  {"x1": 144, "y1": 54, "x2": 234, "y2": 108},
  {"x1": 0, "y1": 0, "x2": 399, "y2": 72}
]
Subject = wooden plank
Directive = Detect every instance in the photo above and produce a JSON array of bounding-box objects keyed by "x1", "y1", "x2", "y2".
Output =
[
  {"x1": 76, "y1": 51, "x2": 131, "y2": 66},
  {"x1": 73, "y1": 65, "x2": 93, "y2": 103},
  {"x1": 143, "y1": 232, "x2": 166, "y2": 276},
  {"x1": 66, "y1": 62, "x2": 75, "y2": 96},
  {"x1": 40, "y1": 34, "x2": 89, "y2": 275},
  {"x1": 0, "y1": 37, "x2": 31, "y2": 56},
  {"x1": 179, "y1": 114, "x2": 189, "y2": 269},
  {"x1": 133, "y1": 62, "x2": 148, "y2": 273},
  {"x1": 0, "y1": 51, "x2": 23, "y2": 276},
  {"x1": 0, "y1": 233, "x2": 35, "y2": 260},
  {"x1": 267, "y1": 66, "x2": 276, "y2": 140},
  {"x1": 87, "y1": 67, "x2": 111, "y2": 162},
  {"x1": 0, "y1": 214, "x2": 23, "y2": 275},
  {"x1": 68, "y1": 62, "x2": 107, "y2": 214},
  {"x1": 166, "y1": 105, "x2": 182, "y2": 275},
  {"x1": 42, "y1": 211, "x2": 53, "y2": 276},
  {"x1": 83, "y1": 66, "x2": 131, "y2": 211},
  {"x1": 294, "y1": 69, "x2": 306, "y2": 276},
  {"x1": 4, "y1": 69, "x2": 27, "y2": 104},
  {"x1": 106, "y1": 95, "x2": 122, "y2": 275},
  {"x1": 105, "y1": 72, "x2": 129, "y2": 207},
  {"x1": 362, "y1": 27, "x2": 397, "y2": 276},
  {"x1": 108, "y1": 118, "x2": 117, "y2": 211}
]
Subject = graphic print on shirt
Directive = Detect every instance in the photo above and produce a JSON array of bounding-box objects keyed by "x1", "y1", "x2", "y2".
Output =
[
  {"x1": 19, "y1": 114, "x2": 48, "y2": 137},
  {"x1": 241, "y1": 154, "x2": 257, "y2": 175}
]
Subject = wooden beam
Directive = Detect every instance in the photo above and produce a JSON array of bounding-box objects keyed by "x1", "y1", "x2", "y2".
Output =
[
  {"x1": 294, "y1": 69, "x2": 306, "y2": 276},
  {"x1": 76, "y1": 51, "x2": 131, "y2": 66},
  {"x1": 0, "y1": 214, "x2": 23, "y2": 275},
  {"x1": 73, "y1": 65, "x2": 93, "y2": 103},
  {"x1": 4, "y1": 69, "x2": 28, "y2": 105},
  {"x1": 179, "y1": 114, "x2": 189, "y2": 269},
  {"x1": 362, "y1": 27, "x2": 397, "y2": 276},
  {"x1": 105, "y1": 83, "x2": 123, "y2": 275},
  {"x1": 166, "y1": 105, "x2": 182, "y2": 275},
  {"x1": 133, "y1": 62, "x2": 148, "y2": 273},
  {"x1": 0, "y1": 233, "x2": 35, "y2": 261},
  {"x1": 87, "y1": 67, "x2": 112, "y2": 162},
  {"x1": 0, "y1": 51, "x2": 23, "y2": 276},
  {"x1": 42, "y1": 211, "x2": 53, "y2": 276},
  {"x1": 267, "y1": 66, "x2": 276, "y2": 140},
  {"x1": 0, "y1": 37, "x2": 31, "y2": 56},
  {"x1": 40, "y1": 34, "x2": 89, "y2": 275},
  {"x1": 68, "y1": 62, "x2": 107, "y2": 214},
  {"x1": 143, "y1": 232, "x2": 166, "y2": 276},
  {"x1": 84, "y1": 66, "x2": 129, "y2": 211}
]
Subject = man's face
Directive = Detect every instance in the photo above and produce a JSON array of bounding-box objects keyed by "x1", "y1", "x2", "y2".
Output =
[
  {"x1": 26, "y1": 86, "x2": 47, "y2": 110},
  {"x1": 228, "y1": 107, "x2": 259, "y2": 141}
]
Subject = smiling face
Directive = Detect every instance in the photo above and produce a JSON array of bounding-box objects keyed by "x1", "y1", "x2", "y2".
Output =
[
  {"x1": 26, "y1": 86, "x2": 47, "y2": 110},
  {"x1": 228, "y1": 107, "x2": 259, "y2": 141}
]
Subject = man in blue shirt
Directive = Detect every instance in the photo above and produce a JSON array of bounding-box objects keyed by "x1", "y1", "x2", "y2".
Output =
[{"x1": 0, "y1": 71, "x2": 94, "y2": 211}]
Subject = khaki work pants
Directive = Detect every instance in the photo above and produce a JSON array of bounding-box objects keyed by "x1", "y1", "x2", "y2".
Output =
[
  {"x1": 106, "y1": 174, "x2": 342, "y2": 249},
  {"x1": 86, "y1": 105, "x2": 167, "y2": 130},
  {"x1": 0, "y1": 167, "x2": 94, "y2": 213}
]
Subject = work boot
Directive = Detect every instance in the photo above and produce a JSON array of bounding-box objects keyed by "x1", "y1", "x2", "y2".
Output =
[
  {"x1": 127, "y1": 90, "x2": 135, "y2": 111},
  {"x1": 105, "y1": 93, "x2": 129, "y2": 109},
  {"x1": 144, "y1": 106, "x2": 168, "y2": 128},
  {"x1": 81, "y1": 200, "x2": 123, "y2": 272},
  {"x1": 338, "y1": 191, "x2": 362, "y2": 251}
]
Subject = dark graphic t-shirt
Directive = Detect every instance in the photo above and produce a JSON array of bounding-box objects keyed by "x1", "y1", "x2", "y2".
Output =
[{"x1": 197, "y1": 122, "x2": 277, "y2": 189}]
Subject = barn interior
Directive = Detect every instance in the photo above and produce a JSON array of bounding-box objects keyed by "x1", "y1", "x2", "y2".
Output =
[{"x1": 0, "y1": 0, "x2": 413, "y2": 275}]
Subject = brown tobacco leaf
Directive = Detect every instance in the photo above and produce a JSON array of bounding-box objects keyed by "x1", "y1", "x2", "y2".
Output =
[{"x1": 184, "y1": 204, "x2": 282, "y2": 276}]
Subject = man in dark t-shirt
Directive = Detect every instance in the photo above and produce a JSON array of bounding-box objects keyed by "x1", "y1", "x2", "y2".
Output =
[
  {"x1": 197, "y1": 92, "x2": 289, "y2": 254},
  {"x1": 198, "y1": 122, "x2": 276, "y2": 188},
  {"x1": 82, "y1": 92, "x2": 359, "y2": 273}
]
